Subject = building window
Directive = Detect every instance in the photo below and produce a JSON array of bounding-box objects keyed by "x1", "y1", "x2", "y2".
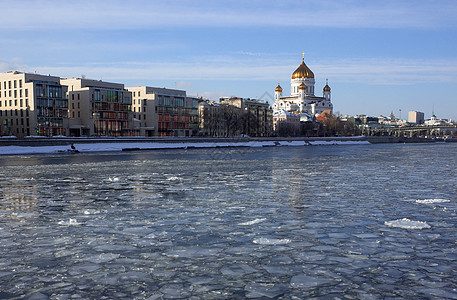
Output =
[
  {"x1": 19, "y1": 89, "x2": 22, "y2": 97},
  {"x1": 78, "y1": 111, "x2": 80, "y2": 117},
  {"x1": 14, "y1": 100, "x2": 17, "y2": 106},
  {"x1": 25, "y1": 99, "x2": 28, "y2": 107},
  {"x1": 72, "y1": 94, "x2": 74, "y2": 100},
  {"x1": 25, "y1": 89, "x2": 28, "y2": 97},
  {"x1": 78, "y1": 102, "x2": 80, "y2": 109},
  {"x1": 20, "y1": 99, "x2": 23, "y2": 107},
  {"x1": 14, "y1": 80, "x2": 17, "y2": 88},
  {"x1": 19, "y1": 80, "x2": 22, "y2": 88},
  {"x1": 138, "y1": 91, "x2": 140, "y2": 97},
  {"x1": 8, "y1": 81, "x2": 11, "y2": 89}
]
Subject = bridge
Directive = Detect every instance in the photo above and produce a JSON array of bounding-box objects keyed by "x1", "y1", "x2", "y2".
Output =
[{"x1": 362, "y1": 125, "x2": 457, "y2": 138}]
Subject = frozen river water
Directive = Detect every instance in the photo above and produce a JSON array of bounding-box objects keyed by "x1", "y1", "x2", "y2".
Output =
[{"x1": 0, "y1": 143, "x2": 457, "y2": 299}]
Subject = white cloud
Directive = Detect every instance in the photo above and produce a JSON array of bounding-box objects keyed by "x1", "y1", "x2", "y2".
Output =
[
  {"x1": 0, "y1": 60, "x2": 29, "y2": 73},
  {"x1": 173, "y1": 81, "x2": 192, "y2": 88},
  {"x1": 314, "y1": 58, "x2": 457, "y2": 85},
  {"x1": 1, "y1": 0, "x2": 456, "y2": 30},
  {"x1": 12, "y1": 56, "x2": 456, "y2": 87}
]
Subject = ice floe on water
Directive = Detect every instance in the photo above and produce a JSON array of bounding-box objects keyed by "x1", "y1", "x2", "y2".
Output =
[
  {"x1": 238, "y1": 218, "x2": 267, "y2": 226},
  {"x1": 253, "y1": 237, "x2": 291, "y2": 245},
  {"x1": 416, "y1": 198, "x2": 451, "y2": 204},
  {"x1": 58, "y1": 218, "x2": 82, "y2": 226},
  {"x1": 384, "y1": 218, "x2": 431, "y2": 229}
]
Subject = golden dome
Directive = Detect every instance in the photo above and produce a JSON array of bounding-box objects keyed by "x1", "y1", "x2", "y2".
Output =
[
  {"x1": 291, "y1": 58, "x2": 314, "y2": 79},
  {"x1": 275, "y1": 84, "x2": 283, "y2": 92},
  {"x1": 323, "y1": 79, "x2": 331, "y2": 92},
  {"x1": 299, "y1": 82, "x2": 307, "y2": 90}
]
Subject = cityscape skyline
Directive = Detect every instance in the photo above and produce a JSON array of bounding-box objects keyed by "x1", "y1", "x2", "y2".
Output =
[{"x1": 1, "y1": 0, "x2": 457, "y2": 120}]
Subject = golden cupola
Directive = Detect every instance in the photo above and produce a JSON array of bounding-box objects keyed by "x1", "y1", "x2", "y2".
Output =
[
  {"x1": 299, "y1": 82, "x2": 307, "y2": 90},
  {"x1": 291, "y1": 57, "x2": 315, "y2": 79},
  {"x1": 275, "y1": 83, "x2": 283, "y2": 92},
  {"x1": 323, "y1": 79, "x2": 331, "y2": 92}
]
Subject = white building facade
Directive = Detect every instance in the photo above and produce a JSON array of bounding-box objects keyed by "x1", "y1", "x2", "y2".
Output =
[{"x1": 272, "y1": 56, "x2": 333, "y2": 117}]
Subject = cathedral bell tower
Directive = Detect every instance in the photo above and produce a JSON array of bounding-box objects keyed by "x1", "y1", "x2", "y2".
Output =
[
  {"x1": 323, "y1": 79, "x2": 331, "y2": 101},
  {"x1": 274, "y1": 81, "x2": 283, "y2": 101}
]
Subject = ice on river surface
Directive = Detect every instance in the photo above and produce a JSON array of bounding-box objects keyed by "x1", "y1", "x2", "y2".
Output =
[
  {"x1": 384, "y1": 218, "x2": 431, "y2": 229},
  {"x1": 253, "y1": 237, "x2": 291, "y2": 245},
  {"x1": 238, "y1": 218, "x2": 267, "y2": 225},
  {"x1": 1, "y1": 144, "x2": 457, "y2": 299},
  {"x1": 416, "y1": 198, "x2": 451, "y2": 204}
]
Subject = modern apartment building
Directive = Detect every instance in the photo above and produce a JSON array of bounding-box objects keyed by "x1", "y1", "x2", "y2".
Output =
[
  {"x1": 127, "y1": 86, "x2": 199, "y2": 137},
  {"x1": 0, "y1": 71, "x2": 68, "y2": 138},
  {"x1": 61, "y1": 78, "x2": 133, "y2": 136}
]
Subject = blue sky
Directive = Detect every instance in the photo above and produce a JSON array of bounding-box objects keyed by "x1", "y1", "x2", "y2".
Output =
[{"x1": 1, "y1": 0, "x2": 457, "y2": 120}]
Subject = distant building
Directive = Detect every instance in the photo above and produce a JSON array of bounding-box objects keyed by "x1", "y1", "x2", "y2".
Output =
[
  {"x1": 198, "y1": 100, "x2": 227, "y2": 137},
  {"x1": 127, "y1": 86, "x2": 199, "y2": 137},
  {"x1": 408, "y1": 111, "x2": 425, "y2": 124},
  {"x1": 273, "y1": 110, "x2": 300, "y2": 136},
  {"x1": 0, "y1": 71, "x2": 69, "y2": 137},
  {"x1": 424, "y1": 113, "x2": 449, "y2": 126},
  {"x1": 378, "y1": 111, "x2": 405, "y2": 127},
  {"x1": 219, "y1": 97, "x2": 273, "y2": 137},
  {"x1": 61, "y1": 78, "x2": 133, "y2": 137}
]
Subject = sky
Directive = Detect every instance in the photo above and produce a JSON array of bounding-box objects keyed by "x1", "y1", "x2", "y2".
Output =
[{"x1": 1, "y1": 0, "x2": 457, "y2": 120}]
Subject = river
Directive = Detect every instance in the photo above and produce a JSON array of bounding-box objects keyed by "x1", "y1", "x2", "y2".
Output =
[{"x1": 0, "y1": 143, "x2": 456, "y2": 299}]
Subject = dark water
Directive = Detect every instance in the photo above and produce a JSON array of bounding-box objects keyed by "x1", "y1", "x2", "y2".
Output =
[{"x1": 0, "y1": 143, "x2": 457, "y2": 299}]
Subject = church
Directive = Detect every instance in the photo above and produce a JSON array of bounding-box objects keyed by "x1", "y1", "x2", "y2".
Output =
[{"x1": 273, "y1": 54, "x2": 333, "y2": 119}]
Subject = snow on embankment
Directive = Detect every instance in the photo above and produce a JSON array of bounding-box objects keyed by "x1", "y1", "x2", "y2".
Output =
[{"x1": 0, "y1": 139, "x2": 370, "y2": 155}]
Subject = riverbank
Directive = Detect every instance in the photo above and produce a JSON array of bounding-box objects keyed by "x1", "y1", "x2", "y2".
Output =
[{"x1": 0, "y1": 135, "x2": 452, "y2": 155}]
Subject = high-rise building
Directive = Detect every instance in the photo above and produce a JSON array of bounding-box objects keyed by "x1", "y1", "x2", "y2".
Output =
[
  {"x1": 408, "y1": 111, "x2": 425, "y2": 124},
  {"x1": 0, "y1": 71, "x2": 68, "y2": 137},
  {"x1": 127, "y1": 86, "x2": 199, "y2": 137},
  {"x1": 61, "y1": 78, "x2": 133, "y2": 136}
]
